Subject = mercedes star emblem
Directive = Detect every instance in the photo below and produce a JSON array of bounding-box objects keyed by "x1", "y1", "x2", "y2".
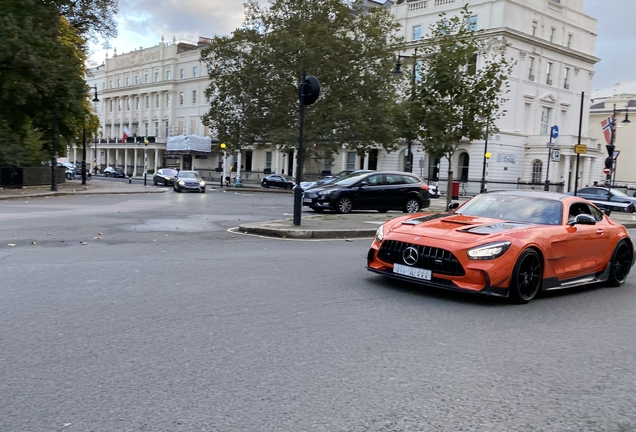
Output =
[{"x1": 402, "y1": 246, "x2": 419, "y2": 266}]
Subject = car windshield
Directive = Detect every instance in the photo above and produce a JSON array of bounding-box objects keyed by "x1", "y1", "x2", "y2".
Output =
[
  {"x1": 332, "y1": 172, "x2": 371, "y2": 186},
  {"x1": 456, "y1": 194, "x2": 563, "y2": 225},
  {"x1": 178, "y1": 171, "x2": 200, "y2": 179},
  {"x1": 278, "y1": 175, "x2": 293, "y2": 181},
  {"x1": 162, "y1": 169, "x2": 178, "y2": 176},
  {"x1": 611, "y1": 189, "x2": 629, "y2": 198}
]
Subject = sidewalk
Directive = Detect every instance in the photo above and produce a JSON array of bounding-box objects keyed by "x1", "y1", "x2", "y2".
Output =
[{"x1": 2, "y1": 180, "x2": 635, "y2": 237}]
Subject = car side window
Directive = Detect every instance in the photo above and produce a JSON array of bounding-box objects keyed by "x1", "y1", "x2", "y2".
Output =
[
  {"x1": 400, "y1": 175, "x2": 419, "y2": 184},
  {"x1": 364, "y1": 175, "x2": 383, "y2": 186},
  {"x1": 385, "y1": 175, "x2": 405, "y2": 185},
  {"x1": 568, "y1": 202, "x2": 592, "y2": 222}
]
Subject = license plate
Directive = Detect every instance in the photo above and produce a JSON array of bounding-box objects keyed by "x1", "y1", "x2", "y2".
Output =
[
  {"x1": 303, "y1": 198, "x2": 312, "y2": 203},
  {"x1": 393, "y1": 263, "x2": 432, "y2": 280}
]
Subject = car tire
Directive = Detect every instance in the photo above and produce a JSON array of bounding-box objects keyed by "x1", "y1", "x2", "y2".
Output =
[
  {"x1": 607, "y1": 240, "x2": 633, "y2": 287},
  {"x1": 404, "y1": 198, "x2": 421, "y2": 213},
  {"x1": 263, "y1": 182, "x2": 269, "y2": 188},
  {"x1": 377, "y1": 209, "x2": 389, "y2": 213},
  {"x1": 286, "y1": 184, "x2": 292, "y2": 190},
  {"x1": 163, "y1": 180, "x2": 168, "y2": 186},
  {"x1": 509, "y1": 249, "x2": 542, "y2": 304},
  {"x1": 201, "y1": 188, "x2": 206, "y2": 193},
  {"x1": 336, "y1": 196, "x2": 353, "y2": 214},
  {"x1": 311, "y1": 207, "x2": 324, "y2": 213}
]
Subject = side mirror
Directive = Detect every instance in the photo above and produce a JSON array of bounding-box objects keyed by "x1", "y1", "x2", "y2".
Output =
[
  {"x1": 359, "y1": 181, "x2": 369, "y2": 187},
  {"x1": 603, "y1": 208, "x2": 612, "y2": 217},
  {"x1": 447, "y1": 202, "x2": 460, "y2": 212},
  {"x1": 570, "y1": 214, "x2": 596, "y2": 225}
]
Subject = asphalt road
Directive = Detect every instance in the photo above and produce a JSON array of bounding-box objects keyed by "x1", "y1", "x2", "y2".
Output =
[{"x1": 1, "y1": 191, "x2": 636, "y2": 431}]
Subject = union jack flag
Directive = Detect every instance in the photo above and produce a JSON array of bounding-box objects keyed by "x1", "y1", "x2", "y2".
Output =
[{"x1": 601, "y1": 114, "x2": 615, "y2": 145}]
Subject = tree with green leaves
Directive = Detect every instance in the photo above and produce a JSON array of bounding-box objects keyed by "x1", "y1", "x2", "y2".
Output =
[
  {"x1": 409, "y1": 5, "x2": 514, "y2": 205},
  {"x1": 0, "y1": 0, "x2": 115, "y2": 167},
  {"x1": 200, "y1": 0, "x2": 404, "y2": 163}
]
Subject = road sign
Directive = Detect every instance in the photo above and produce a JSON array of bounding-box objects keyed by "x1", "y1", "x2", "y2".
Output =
[
  {"x1": 551, "y1": 149, "x2": 561, "y2": 161},
  {"x1": 603, "y1": 167, "x2": 611, "y2": 175},
  {"x1": 551, "y1": 125, "x2": 559, "y2": 139},
  {"x1": 574, "y1": 144, "x2": 587, "y2": 154}
]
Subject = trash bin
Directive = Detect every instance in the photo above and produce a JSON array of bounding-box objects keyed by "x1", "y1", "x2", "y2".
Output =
[{"x1": 452, "y1": 181, "x2": 460, "y2": 200}]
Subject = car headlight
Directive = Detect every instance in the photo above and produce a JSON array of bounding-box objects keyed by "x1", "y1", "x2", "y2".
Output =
[
  {"x1": 199, "y1": 180, "x2": 205, "y2": 186},
  {"x1": 318, "y1": 190, "x2": 333, "y2": 196},
  {"x1": 178, "y1": 180, "x2": 185, "y2": 186},
  {"x1": 163, "y1": 176, "x2": 171, "y2": 180},
  {"x1": 467, "y1": 241, "x2": 511, "y2": 260},
  {"x1": 375, "y1": 225, "x2": 384, "y2": 242}
]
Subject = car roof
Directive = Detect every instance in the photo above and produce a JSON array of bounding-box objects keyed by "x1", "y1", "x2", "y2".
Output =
[{"x1": 486, "y1": 190, "x2": 573, "y2": 202}]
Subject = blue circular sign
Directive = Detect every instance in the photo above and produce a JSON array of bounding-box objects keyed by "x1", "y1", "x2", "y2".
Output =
[{"x1": 551, "y1": 125, "x2": 559, "y2": 139}]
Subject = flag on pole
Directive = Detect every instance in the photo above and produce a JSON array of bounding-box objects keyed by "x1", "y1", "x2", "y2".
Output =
[
  {"x1": 122, "y1": 126, "x2": 132, "y2": 142},
  {"x1": 601, "y1": 114, "x2": 615, "y2": 145}
]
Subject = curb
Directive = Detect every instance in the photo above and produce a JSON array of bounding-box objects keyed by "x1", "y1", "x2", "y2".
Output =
[{"x1": 238, "y1": 225, "x2": 376, "y2": 239}]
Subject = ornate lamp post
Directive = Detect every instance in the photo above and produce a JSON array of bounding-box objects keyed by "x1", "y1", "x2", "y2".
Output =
[
  {"x1": 604, "y1": 104, "x2": 630, "y2": 200},
  {"x1": 393, "y1": 48, "x2": 418, "y2": 173},
  {"x1": 82, "y1": 86, "x2": 100, "y2": 185}
]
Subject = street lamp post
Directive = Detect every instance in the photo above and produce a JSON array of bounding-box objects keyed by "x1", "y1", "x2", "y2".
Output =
[
  {"x1": 605, "y1": 104, "x2": 630, "y2": 200},
  {"x1": 480, "y1": 124, "x2": 490, "y2": 193},
  {"x1": 82, "y1": 86, "x2": 100, "y2": 185},
  {"x1": 393, "y1": 48, "x2": 418, "y2": 173}
]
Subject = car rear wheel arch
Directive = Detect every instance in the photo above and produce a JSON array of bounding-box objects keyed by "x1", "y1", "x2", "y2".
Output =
[{"x1": 607, "y1": 238, "x2": 633, "y2": 287}]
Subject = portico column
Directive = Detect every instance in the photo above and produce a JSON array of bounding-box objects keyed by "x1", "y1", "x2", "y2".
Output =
[
  {"x1": 583, "y1": 156, "x2": 591, "y2": 187},
  {"x1": 274, "y1": 147, "x2": 280, "y2": 174},
  {"x1": 133, "y1": 148, "x2": 138, "y2": 176},
  {"x1": 236, "y1": 151, "x2": 242, "y2": 180},
  {"x1": 153, "y1": 148, "x2": 158, "y2": 174},
  {"x1": 124, "y1": 148, "x2": 128, "y2": 175},
  {"x1": 363, "y1": 152, "x2": 369, "y2": 170}
]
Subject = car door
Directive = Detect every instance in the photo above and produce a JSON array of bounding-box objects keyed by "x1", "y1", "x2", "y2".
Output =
[
  {"x1": 381, "y1": 174, "x2": 409, "y2": 209},
  {"x1": 355, "y1": 174, "x2": 386, "y2": 209},
  {"x1": 562, "y1": 202, "x2": 608, "y2": 278}
]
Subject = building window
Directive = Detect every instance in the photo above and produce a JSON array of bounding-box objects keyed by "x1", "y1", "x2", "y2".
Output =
[
  {"x1": 567, "y1": 34, "x2": 573, "y2": 48},
  {"x1": 109, "y1": 80, "x2": 113, "y2": 89},
  {"x1": 166, "y1": 93, "x2": 171, "y2": 108},
  {"x1": 179, "y1": 92, "x2": 184, "y2": 106},
  {"x1": 546, "y1": 62, "x2": 553, "y2": 85},
  {"x1": 145, "y1": 95, "x2": 149, "y2": 109},
  {"x1": 192, "y1": 90, "x2": 197, "y2": 104},
  {"x1": 165, "y1": 121, "x2": 169, "y2": 137},
  {"x1": 145, "y1": 74, "x2": 149, "y2": 83},
  {"x1": 346, "y1": 152, "x2": 356, "y2": 170},
  {"x1": 117, "y1": 79, "x2": 120, "y2": 87},
  {"x1": 540, "y1": 106, "x2": 553, "y2": 135},
  {"x1": 412, "y1": 25, "x2": 421, "y2": 41},
  {"x1": 155, "y1": 72, "x2": 159, "y2": 82},
  {"x1": 265, "y1": 152, "x2": 272, "y2": 170},
  {"x1": 126, "y1": 77, "x2": 130, "y2": 86},
  {"x1": 155, "y1": 94, "x2": 159, "y2": 108},
  {"x1": 563, "y1": 67, "x2": 570, "y2": 90},
  {"x1": 135, "y1": 76, "x2": 140, "y2": 85},
  {"x1": 126, "y1": 97, "x2": 130, "y2": 110},
  {"x1": 458, "y1": 152, "x2": 469, "y2": 182},
  {"x1": 532, "y1": 160, "x2": 543, "y2": 184},
  {"x1": 178, "y1": 120, "x2": 183, "y2": 135},
  {"x1": 135, "y1": 97, "x2": 140, "y2": 110},
  {"x1": 190, "y1": 120, "x2": 196, "y2": 135},
  {"x1": 193, "y1": 66, "x2": 198, "y2": 77},
  {"x1": 117, "y1": 99, "x2": 122, "y2": 111},
  {"x1": 528, "y1": 57, "x2": 535, "y2": 81},
  {"x1": 109, "y1": 100, "x2": 113, "y2": 112},
  {"x1": 205, "y1": 94, "x2": 210, "y2": 104},
  {"x1": 144, "y1": 122, "x2": 148, "y2": 136},
  {"x1": 154, "y1": 121, "x2": 159, "y2": 137},
  {"x1": 167, "y1": 70, "x2": 172, "y2": 80},
  {"x1": 468, "y1": 16, "x2": 478, "y2": 31},
  {"x1": 532, "y1": 21, "x2": 538, "y2": 36},
  {"x1": 180, "y1": 69, "x2": 185, "y2": 79},
  {"x1": 549, "y1": 28, "x2": 556, "y2": 43}
]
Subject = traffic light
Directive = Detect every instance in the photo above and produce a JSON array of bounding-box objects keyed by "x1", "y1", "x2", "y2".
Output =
[
  {"x1": 606, "y1": 144, "x2": 615, "y2": 158},
  {"x1": 299, "y1": 76, "x2": 320, "y2": 106},
  {"x1": 604, "y1": 156, "x2": 614, "y2": 169}
]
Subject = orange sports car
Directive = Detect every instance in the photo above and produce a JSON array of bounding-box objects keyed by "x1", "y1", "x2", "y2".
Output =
[{"x1": 367, "y1": 190, "x2": 635, "y2": 303}]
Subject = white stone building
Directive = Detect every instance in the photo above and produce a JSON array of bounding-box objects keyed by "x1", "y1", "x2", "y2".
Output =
[
  {"x1": 392, "y1": 0, "x2": 601, "y2": 193},
  {"x1": 83, "y1": 0, "x2": 604, "y2": 191}
]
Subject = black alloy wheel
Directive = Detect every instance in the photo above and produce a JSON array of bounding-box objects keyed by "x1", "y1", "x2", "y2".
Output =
[
  {"x1": 608, "y1": 240, "x2": 633, "y2": 287},
  {"x1": 263, "y1": 182, "x2": 269, "y2": 188},
  {"x1": 404, "y1": 198, "x2": 421, "y2": 213},
  {"x1": 336, "y1": 196, "x2": 353, "y2": 214},
  {"x1": 509, "y1": 249, "x2": 542, "y2": 304}
]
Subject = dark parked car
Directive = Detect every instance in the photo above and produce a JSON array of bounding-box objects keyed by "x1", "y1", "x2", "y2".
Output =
[
  {"x1": 103, "y1": 166, "x2": 126, "y2": 178},
  {"x1": 261, "y1": 174, "x2": 294, "y2": 190},
  {"x1": 568, "y1": 187, "x2": 636, "y2": 212},
  {"x1": 153, "y1": 168, "x2": 179, "y2": 186},
  {"x1": 303, "y1": 171, "x2": 431, "y2": 214},
  {"x1": 173, "y1": 170, "x2": 206, "y2": 193}
]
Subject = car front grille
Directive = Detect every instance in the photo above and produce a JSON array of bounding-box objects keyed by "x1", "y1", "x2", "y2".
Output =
[{"x1": 377, "y1": 240, "x2": 465, "y2": 276}]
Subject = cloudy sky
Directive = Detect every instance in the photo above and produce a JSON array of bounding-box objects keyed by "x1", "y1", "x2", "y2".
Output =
[{"x1": 91, "y1": 0, "x2": 635, "y2": 96}]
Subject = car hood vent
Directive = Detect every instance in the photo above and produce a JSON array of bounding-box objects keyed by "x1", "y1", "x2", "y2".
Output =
[{"x1": 401, "y1": 213, "x2": 450, "y2": 225}]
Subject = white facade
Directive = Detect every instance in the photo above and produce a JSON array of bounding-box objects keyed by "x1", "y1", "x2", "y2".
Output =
[
  {"x1": 392, "y1": 0, "x2": 600, "y2": 192},
  {"x1": 83, "y1": 0, "x2": 603, "y2": 190}
]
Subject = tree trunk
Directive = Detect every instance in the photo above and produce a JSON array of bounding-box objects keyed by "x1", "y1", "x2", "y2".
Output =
[{"x1": 445, "y1": 153, "x2": 454, "y2": 207}]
